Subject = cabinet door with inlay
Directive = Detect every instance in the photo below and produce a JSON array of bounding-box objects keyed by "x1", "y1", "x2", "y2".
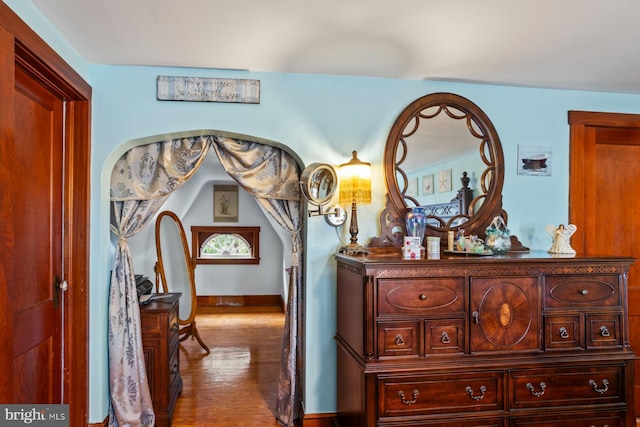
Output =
[{"x1": 470, "y1": 277, "x2": 540, "y2": 352}]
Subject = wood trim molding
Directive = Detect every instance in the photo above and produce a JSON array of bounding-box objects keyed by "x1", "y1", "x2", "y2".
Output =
[
  {"x1": 198, "y1": 294, "x2": 284, "y2": 309},
  {"x1": 88, "y1": 417, "x2": 109, "y2": 427},
  {"x1": 300, "y1": 411, "x2": 336, "y2": 427}
]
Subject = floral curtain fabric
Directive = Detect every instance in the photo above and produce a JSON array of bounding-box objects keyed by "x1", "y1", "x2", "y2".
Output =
[
  {"x1": 108, "y1": 133, "x2": 303, "y2": 427},
  {"x1": 109, "y1": 137, "x2": 211, "y2": 426}
]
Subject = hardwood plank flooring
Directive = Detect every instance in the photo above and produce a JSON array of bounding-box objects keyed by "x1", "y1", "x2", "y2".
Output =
[{"x1": 172, "y1": 306, "x2": 285, "y2": 426}]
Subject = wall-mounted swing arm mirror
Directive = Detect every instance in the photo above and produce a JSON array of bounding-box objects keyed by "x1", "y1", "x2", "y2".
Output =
[
  {"x1": 300, "y1": 163, "x2": 346, "y2": 227},
  {"x1": 155, "y1": 210, "x2": 210, "y2": 354},
  {"x1": 369, "y1": 92, "x2": 526, "y2": 250}
]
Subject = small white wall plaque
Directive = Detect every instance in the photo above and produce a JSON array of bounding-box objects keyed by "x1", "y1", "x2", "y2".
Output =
[{"x1": 157, "y1": 76, "x2": 260, "y2": 104}]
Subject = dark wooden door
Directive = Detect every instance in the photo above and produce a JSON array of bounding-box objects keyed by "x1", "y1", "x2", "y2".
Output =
[
  {"x1": 469, "y1": 277, "x2": 540, "y2": 352},
  {"x1": 10, "y1": 65, "x2": 65, "y2": 402},
  {"x1": 0, "y1": 4, "x2": 91, "y2": 424},
  {"x1": 568, "y1": 110, "x2": 640, "y2": 415}
]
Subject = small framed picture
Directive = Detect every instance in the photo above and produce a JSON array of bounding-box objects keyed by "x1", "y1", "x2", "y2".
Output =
[
  {"x1": 438, "y1": 169, "x2": 452, "y2": 192},
  {"x1": 518, "y1": 145, "x2": 552, "y2": 176},
  {"x1": 422, "y1": 174, "x2": 434, "y2": 195},
  {"x1": 407, "y1": 177, "x2": 418, "y2": 197},
  {"x1": 213, "y1": 184, "x2": 239, "y2": 222}
]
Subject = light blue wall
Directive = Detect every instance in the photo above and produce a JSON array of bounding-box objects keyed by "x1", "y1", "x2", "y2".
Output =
[{"x1": 8, "y1": 2, "x2": 640, "y2": 423}]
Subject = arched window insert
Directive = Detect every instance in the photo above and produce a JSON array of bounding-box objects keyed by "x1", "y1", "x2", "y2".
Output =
[{"x1": 191, "y1": 226, "x2": 260, "y2": 265}]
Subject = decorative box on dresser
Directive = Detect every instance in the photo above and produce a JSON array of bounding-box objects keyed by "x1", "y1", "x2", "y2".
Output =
[
  {"x1": 139, "y1": 293, "x2": 182, "y2": 427},
  {"x1": 335, "y1": 251, "x2": 637, "y2": 427}
]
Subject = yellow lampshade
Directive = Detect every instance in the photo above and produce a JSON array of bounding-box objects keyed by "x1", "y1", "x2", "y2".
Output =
[{"x1": 339, "y1": 151, "x2": 371, "y2": 204}]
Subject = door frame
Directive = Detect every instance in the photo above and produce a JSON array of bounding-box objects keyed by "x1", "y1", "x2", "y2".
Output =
[{"x1": 0, "y1": 3, "x2": 91, "y2": 425}]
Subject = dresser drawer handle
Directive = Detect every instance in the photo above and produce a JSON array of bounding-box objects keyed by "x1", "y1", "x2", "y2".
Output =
[
  {"x1": 398, "y1": 389, "x2": 419, "y2": 405},
  {"x1": 394, "y1": 334, "x2": 405, "y2": 346},
  {"x1": 589, "y1": 378, "x2": 609, "y2": 394},
  {"x1": 419, "y1": 294, "x2": 427, "y2": 300},
  {"x1": 559, "y1": 326, "x2": 569, "y2": 339},
  {"x1": 465, "y1": 385, "x2": 486, "y2": 401},
  {"x1": 526, "y1": 382, "x2": 546, "y2": 397},
  {"x1": 600, "y1": 325, "x2": 611, "y2": 337},
  {"x1": 579, "y1": 289, "x2": 589, "y2": 295},
  {"x1": 441, "y1": 331, "x2": 451, "y2": 344}
]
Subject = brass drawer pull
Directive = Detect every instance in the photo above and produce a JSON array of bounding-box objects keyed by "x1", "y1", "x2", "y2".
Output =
[
  {"x1": 465, "y1": 385, "x2": 486, "y2": 401},
  {"x1": 441, "y1": 331, "x2": 451, "y2": 344},
  {"x1": 600, "y1": 325, "x2": 611, "y2": 337},
  {"x1": 579, "y1": 289, "x2": 589, "y2": 295},
  {"x1": 398, "y1": 389, "x2": 419, "y2": 405},
  {"x1": 526, "y1": 382, "x2": 546, "y2": 397},
  {"x1": 394, "y1": 334, "x2": 405, "y2": 346},
  {"x1": 559, "y1": 326, "x2": 569, "y2": 339},
  {"x1": 419, "y1": 294, "x2": 427, "y2": 300},
  {"x1": 589, "y1": 378, "x2": 609, "y2": 394}
]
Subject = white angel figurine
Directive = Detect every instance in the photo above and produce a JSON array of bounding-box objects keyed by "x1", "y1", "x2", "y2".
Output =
[{"x1": 545, "y1": 223, "x2": 577, "y2": 254}]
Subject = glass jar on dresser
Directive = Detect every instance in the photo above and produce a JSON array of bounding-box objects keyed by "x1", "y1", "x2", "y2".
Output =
[{"x1": 334, "y1": 251, "x2": 636, "y2": 427}]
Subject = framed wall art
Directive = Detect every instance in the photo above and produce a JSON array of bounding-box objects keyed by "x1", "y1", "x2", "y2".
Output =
[
  {"x1": 517, "y1": 145, "x2": 552, "y2": 176},
  {"x1": 422, "y1": 174, "x2": 434, "y2": 195},
  {"x1": 407, "y1": 177, "x2": 419, "y2": 197},
  {"x1": 438, "y1": 169, "x2": 452, "y2": 192},
  {"x1": 213, "y1": 185, "x2": 239, "y2": 222}
]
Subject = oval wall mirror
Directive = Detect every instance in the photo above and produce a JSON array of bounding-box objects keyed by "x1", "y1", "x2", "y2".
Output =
[
  {"x1": 370, "y1": 92, "x2": 525, "y2": 250},
  {"x1": 155, "y1": 210, "x2": 210, "y2": 354}
]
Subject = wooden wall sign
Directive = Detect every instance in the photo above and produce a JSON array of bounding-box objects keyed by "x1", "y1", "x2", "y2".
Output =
[{"x1": 157, "y1": 76, "x2": 260, "y2": 104}]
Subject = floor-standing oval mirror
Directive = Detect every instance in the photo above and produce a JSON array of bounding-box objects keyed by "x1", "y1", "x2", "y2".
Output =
[{"x1": 155, "y1": 210, "x2": 210, "y2": 354}]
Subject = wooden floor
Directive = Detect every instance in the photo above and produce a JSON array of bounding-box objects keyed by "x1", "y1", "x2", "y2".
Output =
[{"x1": 172, "y1": 306, "x2": 285, "y2": 427}]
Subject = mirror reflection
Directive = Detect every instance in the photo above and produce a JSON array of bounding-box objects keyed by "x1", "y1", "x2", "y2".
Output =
[
  {"x1": 300, "y1": 163, "x2": 338, "y2": 206},
  {"x1": 396, "y1": 106, "x2": 490, "y2": 222}
]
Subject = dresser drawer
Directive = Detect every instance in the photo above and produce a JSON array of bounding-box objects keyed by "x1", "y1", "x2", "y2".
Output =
[
  {"x1": 378, "y1": 278, "x2": 464, "y2": 316},
  {"x1": 425, "y1": 319, "x2": 464, "y2": 354},
  {"x1": 545, "y1": 275, "x2": 620, "y2": 309},
  {"x1": 544, "y1": 314, "x2": 583, "y2": 350},
  {"x1": 510, "y1": 365, "x2": 624, "y2": 409},
  {"x1": 378, "y1": 321, "x2": 420, "y2": 357},
  {"x1": 587, "y1": 313, "x2": 622, "y2": 348},
  {"x1": 378, "y1": 371, "x2": 503, "y2": 418},
  {"x1": 511, "y1": 411, "x2": 623, "y2": 427}
]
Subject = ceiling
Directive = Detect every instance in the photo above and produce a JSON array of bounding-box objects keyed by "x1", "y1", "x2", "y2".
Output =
[{"x1": 28, "y1": 0, "x2": 640, "y2": 94}]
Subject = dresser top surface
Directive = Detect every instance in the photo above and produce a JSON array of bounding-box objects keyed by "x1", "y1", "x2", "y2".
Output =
[{"x1": 335, "y1": 250, "x2": 635, "y2": 268}]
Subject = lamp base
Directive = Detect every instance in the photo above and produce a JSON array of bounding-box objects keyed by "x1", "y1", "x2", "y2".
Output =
[{"x1": 338, "y1": 243, "x2": 369, "y2": 256}]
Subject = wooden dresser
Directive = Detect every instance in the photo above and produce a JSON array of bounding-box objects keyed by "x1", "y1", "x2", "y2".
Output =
[
  {"x1": 335, "y1": 251, "x2": 637, "y2": 426},
  {"x1": 140, "y1": 293, "x2": 182, "y2": 427}
]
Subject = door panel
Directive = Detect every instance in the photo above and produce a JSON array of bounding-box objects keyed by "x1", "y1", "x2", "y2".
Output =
[
  {"x1": 10, "y1": 65, "x2": 64, "y2": 403},
  {"x1": 569, "y1": 111, "x2": 640, "y2": 415}
]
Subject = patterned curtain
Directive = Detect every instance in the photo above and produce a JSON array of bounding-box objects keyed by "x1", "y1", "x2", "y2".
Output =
[
  {"x1": 108, "y1": 133, "x2": 303, "y2": 427},
  {"x1": 211, "y1": 136, "x2": 303, "y2": 426},
  {"x1": 109, "y1": 137, "x2": 211, "y2": 426}
]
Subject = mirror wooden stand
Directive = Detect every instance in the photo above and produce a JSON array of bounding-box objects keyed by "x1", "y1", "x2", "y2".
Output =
[{"x1": 155, "y1": 210, "x2": 210, "y2": 354}]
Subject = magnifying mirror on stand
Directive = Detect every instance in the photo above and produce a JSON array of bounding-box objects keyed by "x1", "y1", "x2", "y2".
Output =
[
  {"x1": 300, "y1": 163, "x2": 346, "y2": 227},
  {"x1": 155, "y1": 210, "x2": 210, "y2": 354}
]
